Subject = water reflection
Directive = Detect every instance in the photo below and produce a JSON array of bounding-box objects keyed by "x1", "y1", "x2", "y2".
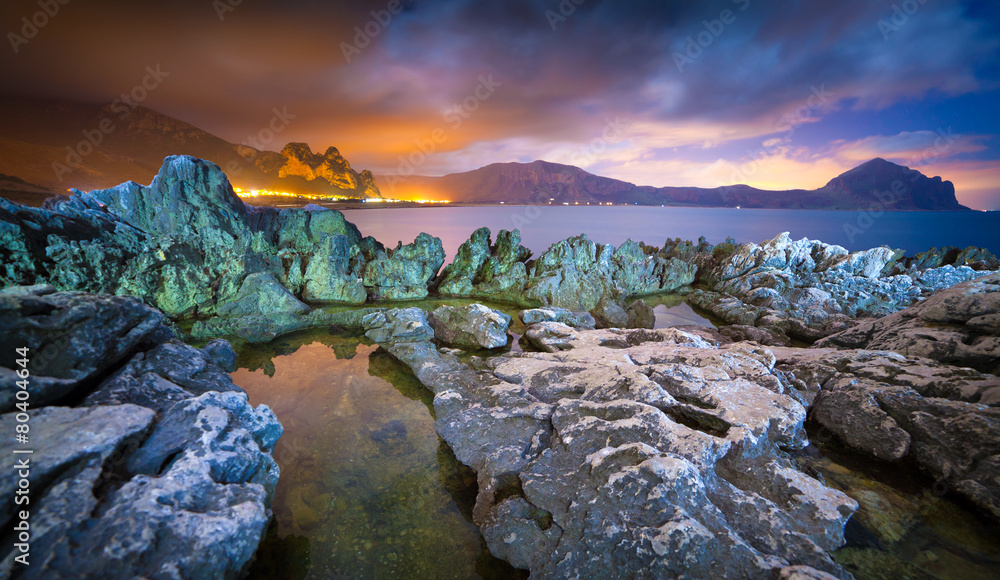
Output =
[{"x1": 234, "y1": 330, "x2": 523, "y2": 579}]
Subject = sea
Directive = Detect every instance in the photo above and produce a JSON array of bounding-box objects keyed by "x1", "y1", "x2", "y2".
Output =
[{"x1": 339, "y1": 205, "x2": 1000, "y2": 259}]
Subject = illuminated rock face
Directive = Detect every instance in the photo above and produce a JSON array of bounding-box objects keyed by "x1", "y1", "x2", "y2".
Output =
[{"x1": 274, "y1": 142, "x2": 382, "y2": 198}]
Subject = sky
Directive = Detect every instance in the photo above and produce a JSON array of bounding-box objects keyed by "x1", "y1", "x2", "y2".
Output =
[{"x1": 2, "y1": 0, "x2": 999, "y2": 208}]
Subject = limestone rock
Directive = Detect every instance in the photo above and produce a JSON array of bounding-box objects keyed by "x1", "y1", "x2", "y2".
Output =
[
  {"x1": 625, "y1": 298, "x2": 655, "y2": 329},
  {"x1": 301, "y1": 234, "x2": 367, "y2": 304},
  {"x1": 435, "y1": 227, "x2": 531, "y2": 304},
  {"x1": 522, "y1": 321, "x2": 579, "y2": 352},
  {"x1": 218, "y1": 272, "x2": 310, "y2": 317},
  {"x1": 363, "y1": 233, "x2": 445, "y2": 301},
  {"x1": 371, "y1": 314, "x2": 858, "y2": 578},
  {"x1": 363, "y1": 307, "x2": 434, "y2": 344},
  {"x1": 428, "y1": 304, "x2": 511, "y2": 350},
  {"x1": 0, "y1": 286, "x2": 173, "y2": 412},
  {"x1": 518, "y1": 306, "x2": 596, "y2": 330},
  {"x1": 774, "y1": 346, "x2": 1000, "y2": 519},
  {"x1": 817, "y1": 273, "x2": 1000, "y2": 374}
]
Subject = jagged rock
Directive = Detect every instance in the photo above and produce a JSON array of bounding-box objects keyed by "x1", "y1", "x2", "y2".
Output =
[
  {"x1": 301, "y1": 234, "x2": 366, "y2": 304},
  {"x1": 435, "y1": 228, "x2": 531, "y2": 304},
  {"x1": 0, "y1": 289, "x2": 283, "y2": 579},
  {"x1": 524, "y1": 234, "x2": 616, "y2": 311},
  {"x1": 906, "y1": 246, "x2": 999, "y2": 272},
  {"x1": 9, "y1": 391, "x2": 282, "y2": 579},
  {"x1": 428, "y1": 304, "x2": 511, "y2": 350},
  {"x1": 0, "y1": 405, "x2": 155, "y2": 531},
  {"x1": 692, "y1": 232, "x2": 998, "y2": 341},
  {"x1": 274, "y1": 143, "x2": 381, "y2": 198},
  {"x1": 817, "y1": 273, "x2": 1000, "y2": 374},
  {"x1": 626, "y1": 298, "x2": 655, "y2": 329},
  {"x1": 272, "y1": 206, "x2": 365, "y2": 252},
  {"x1": 373, "y1": 317, "x2": 858, "y2": 578},
  {"x1": 518, "y1": 307, "x2": 596, "y2": 330},
  {"x1": 82, "y1": 339, "x2": 245, "y2": 415},
  {"x1": 218, "y1": 272, "x2": 310, "y2": 317},
  {"x1": 773, "y1": 347, "x2": 1000, "y2": 520},
  {"x1": 0, "y1": 286, "x2": 174, "y2": 412},
  {"x1": 522, "y1": 321, "x2": 579, "y2": 352},
  {"x1": 611, "y1": 239, "x2": 696, "y2": 295},
  {"x1": 363, "y1": 233, "x2": 445, "y2": 301},
  {"x1": 362, "y1": 307, "x2": 433, "y2": 344}
]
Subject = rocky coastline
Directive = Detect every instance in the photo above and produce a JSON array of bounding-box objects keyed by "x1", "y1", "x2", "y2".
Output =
[{"x1": 2, "y1": 155, "x2": 998, "y2": 578}]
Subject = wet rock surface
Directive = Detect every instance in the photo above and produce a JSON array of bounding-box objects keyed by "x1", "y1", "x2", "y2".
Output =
[
  {"x1": 374, "y1": 317, "x2": 861, "y2": 579},
  {"x1": 0, "y1": 288, "x2": 282, "y2": 578}
]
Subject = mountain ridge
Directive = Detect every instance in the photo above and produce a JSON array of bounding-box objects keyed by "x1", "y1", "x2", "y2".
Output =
[
  {"x1": 377, "y1": 157, "x2": 968, "y2": 210},
  {"x1": 0, "y1": 95, "x2": 380, "y2": 200}
]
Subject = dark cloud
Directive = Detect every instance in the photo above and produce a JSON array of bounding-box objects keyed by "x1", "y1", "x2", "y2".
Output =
[{"x1": 0, "y1": 0, "x2": 998, "y2": 205}]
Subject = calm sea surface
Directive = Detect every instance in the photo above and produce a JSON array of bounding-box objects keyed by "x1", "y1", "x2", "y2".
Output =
[{"x1": 341, "y1": 206, "x2": 1000, "y2": 260}]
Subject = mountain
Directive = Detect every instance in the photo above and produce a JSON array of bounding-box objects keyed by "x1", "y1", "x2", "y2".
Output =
[
  {"x1": 0, "y1": 96, "x2": 380, "y2": 200},
  {"x1": 378, "y1": 158, "x2": 968, "y2": 210}
]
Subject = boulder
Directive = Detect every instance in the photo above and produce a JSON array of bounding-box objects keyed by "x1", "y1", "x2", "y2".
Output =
[
  {"x1": 524, "y1": 234, "x2": 616, "y2": 311},
  {"x1": 522, "y1": 321, "x2": 578, "y2": 352},
  {"x1": 518, "y1": 307, "x2": 596, "y2": 330},
  {"x1": 590, "y1": 296, "x2": 629, "y2": 329},
  {"x1": 625, "y1": 298, "x2": 655, "y2": 329},
  {"x1": 363, "y1": 307, "x2": 434, "y2": 344},
  {"x1": 217, "y1": 272, "x2": 310, "y2": 317},
  {"x1": 428, "y1": 304, "x2": 511, "y2": 350}
]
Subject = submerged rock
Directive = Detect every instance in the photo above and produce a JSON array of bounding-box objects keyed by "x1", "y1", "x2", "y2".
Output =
[
  {"x1": 372, "y1": 313, "x2": 859, "y2": 578},
  {"x1": 428, "y1": 304, "x2": 511, "y2": 350}
]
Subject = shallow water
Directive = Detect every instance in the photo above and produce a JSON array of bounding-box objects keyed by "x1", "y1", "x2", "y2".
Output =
[{"x1": 236, "y1": 330, "x2": 524, "y2": 579}]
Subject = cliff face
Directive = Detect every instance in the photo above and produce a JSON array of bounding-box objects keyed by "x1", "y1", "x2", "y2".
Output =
[
  {"x1": 0, "y1": 97, "x2": 381, "y2": 201},
  {"x1": 820, "y1": 158, "x2": 967, "y2": 210},
  {"x1": 268, "y1": 143, "x2": 381, "y2": 198}
]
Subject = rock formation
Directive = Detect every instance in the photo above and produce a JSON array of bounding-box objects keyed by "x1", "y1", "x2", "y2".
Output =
[
  {"x1": 370, "y1": 314, "x2": 861, "y2": 578},
  {"x1": 688, "y1": 232, "x2": 998, "y2": 343},
  {"x1": 0, "y1": 285, "x2": 282, "y2": 578},
  {"x1": 816, "y1": 273, "x2": 1000, "y2": 374}
]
